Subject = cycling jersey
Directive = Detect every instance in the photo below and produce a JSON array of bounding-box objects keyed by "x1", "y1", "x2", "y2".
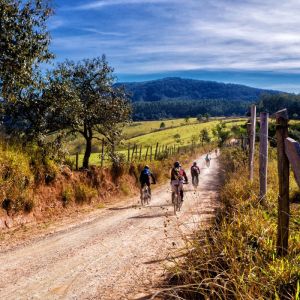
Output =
[
  {"x1": 191, "y1": 165, "x2": 200, "y2": 176},
  {"x1": 139, "y1": 168, "x2": 156, "y2": 185},
  {"x1": 171, "y1": 167, "x2": 188, "y2": 182}
]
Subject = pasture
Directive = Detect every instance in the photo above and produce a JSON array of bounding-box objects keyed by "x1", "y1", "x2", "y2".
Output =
[{"x1": 68, "y1": 118, "x2": 246, "y2": 166}]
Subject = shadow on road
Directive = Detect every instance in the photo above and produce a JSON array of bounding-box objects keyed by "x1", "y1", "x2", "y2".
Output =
[
  {"x1": 129, "y1": 212, "x2": 173, "y2": 219},
  {"x1": 108, "y1": 205, "x2": 137, "y2": 211}
]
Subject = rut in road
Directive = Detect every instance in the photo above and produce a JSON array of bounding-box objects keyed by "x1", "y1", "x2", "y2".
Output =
[{"x1": 0, "y1": 153, "x2": 221, "y2": 300}]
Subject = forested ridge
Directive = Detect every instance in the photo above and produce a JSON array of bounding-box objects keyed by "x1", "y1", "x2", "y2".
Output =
[
  {"x1": 117, "y1": 77, "x2": 281, "y2": 102},
  {"x1": 116, "y1": 77, "x2": 288, "y2": 120},
  {"x1": 133, "y1": 99, "x2": 249, "y2": 120}
]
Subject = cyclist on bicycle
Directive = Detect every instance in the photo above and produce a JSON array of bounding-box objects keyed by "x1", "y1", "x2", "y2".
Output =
[
  {"x1": 171, "y1": 161, "x2": 188, "y2": 202},
  {"x1": 139, "y1": 165, "x2": 156, "y2": 199},
  {"x1": 205, "y1": 153, "x2": 211, "y2": 166},
  {"x1": 191, "y1": 161, "x2": 200, "y2": 186}
]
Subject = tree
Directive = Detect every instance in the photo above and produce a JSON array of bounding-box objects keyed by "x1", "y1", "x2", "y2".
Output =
[
  {"x1": 212, "y1": 123, "x2": 230, "y2": 147},
  {"x1": 50, "y1": 56, "x2": 132, "y2": 168},
  {"x1": 3, "y1": 70, "x2": 79, "y2": 160},
  {"x1": 196, "y1": 114, "x2": 203, "y2": 122},
  {"x1": 0, "y1": 0, "x2": 53, "y2": 101},
  {"x1": 173, "y1": 133, "x2": 181, "y2": 143},
  {"x1": 185, "y1": 117, "x2": 190, "y2": 123},
  {"x1": 203, "y1": 113, "x2": 210, "y2": 122},
  {"x1": 199, "y1": 128, "x2": 210, "y2": 145},
  {"x1": 160, "y1": 122, "x2": 166, "y2": 129}
]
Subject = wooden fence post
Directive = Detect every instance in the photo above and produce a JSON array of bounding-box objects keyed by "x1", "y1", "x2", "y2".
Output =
[
  {"x1": 131, "y1": 144, "x2": 136, "y2": 161},
  {"x1": 75, "y1": 152, "x2": 79, "y2": 171},
  {"x1": 275, "y1": 109, "x2": 290, "y2": 256},
  {"x1": 145, "y1": 146, "x2": 149, "y2": 161},
  {"x1": 259, "y1": 112, "x2": 268, "y2": 204},
  {"x1": 249, "y1": 105, "x2": 256, "y2": 181},
  {"x1": 127, "y1": 144, "x2": 130, "y2": 162},
  {"x1": 135, "y1": 145, "x2": 139, "y2": 160},
  {"x1": 101, "y1": 139, "x2": 105, "y2": 168},
  {"x1": 154, "y1": 142, "x2": 159, "y2": 160},
  {"x1": 139, "y1": 145, "x2": 142, "y2": 161},
  {"x1": 285, "y1": 137, "x2": 300, "y2": 187},
  {"x1": 150, "y1": 146, "x2": 153, "y2": 161}
]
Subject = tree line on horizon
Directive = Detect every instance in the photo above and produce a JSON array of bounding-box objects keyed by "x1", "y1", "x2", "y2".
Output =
[{"x1": 132, "y1": 94, "x2": 300, "y2": 121}]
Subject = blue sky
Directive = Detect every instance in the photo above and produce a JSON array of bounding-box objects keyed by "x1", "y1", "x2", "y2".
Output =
[{"x1": 48, "y1": 0, "x2": 300, "y2": 93}]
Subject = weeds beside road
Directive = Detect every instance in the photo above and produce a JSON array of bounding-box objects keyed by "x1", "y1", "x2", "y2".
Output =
[{"x1": 166, "y1": 147, "x2": 300, "y2": 300}]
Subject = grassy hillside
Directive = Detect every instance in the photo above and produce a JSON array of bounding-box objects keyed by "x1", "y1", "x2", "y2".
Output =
[{"x1": 68, "y1": 118, "x2": 245, "y2": 166}]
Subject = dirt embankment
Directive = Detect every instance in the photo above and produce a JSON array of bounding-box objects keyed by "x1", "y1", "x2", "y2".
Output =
[
  {"x1": 0, "y1": 165, "x2": 139, "y2": 233},
  {"x1": 0, "y1": 153, "x2": 221, "y2": 300}
]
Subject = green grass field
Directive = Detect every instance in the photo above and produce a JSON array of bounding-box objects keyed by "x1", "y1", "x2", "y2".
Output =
[
  {"x1": 123, "y1": 118, "x2": 198, "y2": 139},
  {"x1": 68, "y1": 118, "x2": 246, "y2": 166}
]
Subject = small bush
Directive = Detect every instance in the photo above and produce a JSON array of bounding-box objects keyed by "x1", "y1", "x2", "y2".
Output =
[
  {"x1": 120, "y1": 182, "x2": 131, "y2": 196},
  {"x1": 156, "y1": 150, "x2": 169, "y2": 161},
  {"x1": 111, "y1": 154, "x2": 126, "y2": 182},
  {"x1": 61, "y1": 186, "x2": 74, "y2": 206},
  {"x1": 2, "y1": 198, "x2": 12, "y2": 212},
  {"x1": 74, "y1": 184, "x2": 98, "y2": 204},
  {"x1": 23, "y1": 198, "x2": 35, "y2": 213},
  {"x1": 64, "y1": 156, "x2": 75, "y2": 170}
]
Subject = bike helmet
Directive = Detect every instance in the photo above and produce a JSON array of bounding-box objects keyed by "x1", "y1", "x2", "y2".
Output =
[
  {"x1": 174, "y1": 161, "x2": 180, "y2": 168},
  {"x1": 144, "y1": 165, "x2": 149, "y2": 169}
]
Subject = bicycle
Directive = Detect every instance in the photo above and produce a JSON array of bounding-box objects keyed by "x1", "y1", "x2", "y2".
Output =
[
  {"x1": 192, "y1": 175, "x2": 199, "y2": 189},
  {"x1": 172, "y1": 181, "x2": 187, "y2": 215},
  {"x1": 205, "y1": 157, "x2": 211, "y2": 167},
  {"x1": 141, "y1": 185, "x2": 151, "y2": 206}
]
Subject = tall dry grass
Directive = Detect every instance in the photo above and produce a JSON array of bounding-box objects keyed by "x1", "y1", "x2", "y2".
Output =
[{"x1": 165, "y1": 147, "x2": 300, "y2": 300}]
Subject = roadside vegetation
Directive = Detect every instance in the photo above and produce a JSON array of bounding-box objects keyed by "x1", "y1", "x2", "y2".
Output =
[{"x1": 166, "y1": 146, "x2": 300, "y2": 299}]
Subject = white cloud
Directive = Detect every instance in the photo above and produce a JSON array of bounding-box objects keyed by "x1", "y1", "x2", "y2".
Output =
[
  {"x1": 54, "y1": 0, "x2": 300, "y2": 75},
  {"x1": 73, "y1": 0, "x2": 176, "y2": 10}
]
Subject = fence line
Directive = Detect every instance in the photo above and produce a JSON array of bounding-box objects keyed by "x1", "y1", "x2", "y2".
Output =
[{"x1": 245, "y1": 106, "x2": 300, "y2": 257}]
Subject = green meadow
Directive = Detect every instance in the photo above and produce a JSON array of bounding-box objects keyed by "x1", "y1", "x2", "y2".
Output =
[{"x1": 68, "y1": 118, "x2": 246, "y2": 166}]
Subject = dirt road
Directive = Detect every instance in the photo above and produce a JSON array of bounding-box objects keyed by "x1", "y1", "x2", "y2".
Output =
[{"x1": 0, "y1": 154, "x2": 221, "y2": 300}]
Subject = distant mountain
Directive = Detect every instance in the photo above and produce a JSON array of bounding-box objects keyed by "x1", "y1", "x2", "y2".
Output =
[{"x1": 116, "y1": 77, "x2": 282, "y2": 102}]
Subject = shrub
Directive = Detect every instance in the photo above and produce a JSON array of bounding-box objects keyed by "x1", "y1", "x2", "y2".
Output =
[
  {"x1": 74, "y1": 184, "x2": 98, "y2": 204},
  {"x1": 23, "y1": 198, "x2": 35, "y2": 213},
  {"x1": 61, "y1": 186, "x2": 74, "y2": 206}
]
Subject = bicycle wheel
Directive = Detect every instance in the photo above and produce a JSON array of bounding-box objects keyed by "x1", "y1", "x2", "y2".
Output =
[
  {"x1": 177, "y1": 193, "x2": 182, "y2": 211},
  {"x1": 146, "y1": 188, "x2": 150, "y2": 205},
  {"x1": 141, "y1": 186, "x2": 147, "y2": 206}
]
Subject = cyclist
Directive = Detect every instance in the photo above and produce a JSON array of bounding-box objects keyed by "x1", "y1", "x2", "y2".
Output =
[
  {"x1": 171, "y1": 161, "x2": 188, "y2": 202},
  {"x1": 191, "y1": 161, "x2": 200, "y2": 187},
  {"x1": 139, "y1": 165, "x2": 156, "y2": 200},
  {"x1": 205, "y1": 153, "x2": 211, "y2": 167}
]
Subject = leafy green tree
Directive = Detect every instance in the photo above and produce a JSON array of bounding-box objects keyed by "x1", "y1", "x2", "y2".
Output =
[
  {"x1": 199, "y1": 128, "x2": 210, "y2": 145},
  {"x1": 196, "y1": 114, "x2": 203, "y2": 122},
  {"x1": 173, "y1": 133, "x2": 181, "y2": 143},
  {"x1": 50, "y1": 56, "x2": 132, "y2": 168},
  {"x1": 204, "y1": 113, "x2": 210, "y2": 122},
  {"x1": 3, "y1": 70, "x2": 79, "y2": 161},
  {"x1": 160, "y1": 122, "x2": 166, "y2": 129},
  {"x1": 212, "y1": 123, "x2": 230, "y2": 147},
  {"x1": 0, "y1": 0, "x2": 53, "y2": 101}
]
